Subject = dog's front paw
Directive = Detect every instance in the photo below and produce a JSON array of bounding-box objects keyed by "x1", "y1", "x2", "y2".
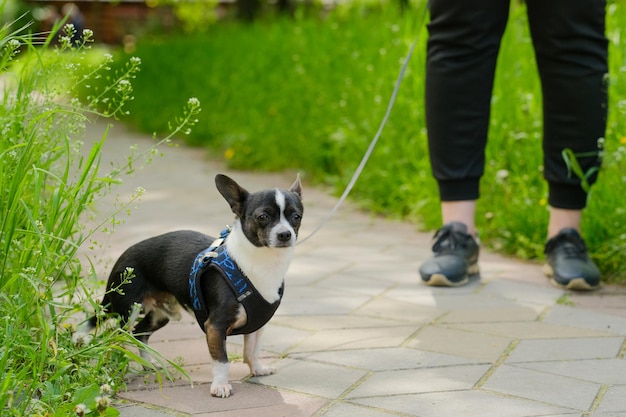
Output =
[
  {"x1": 251, "y1": 364, "x2": 276, "y2": 377},
  {"x1": 210, "y1": 381, "x2": 233, "y2": 398}
]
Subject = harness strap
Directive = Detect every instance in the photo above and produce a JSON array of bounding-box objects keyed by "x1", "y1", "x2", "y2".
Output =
[{"x1": 188, "y1": 228, "x2": 283, "y2": 335}]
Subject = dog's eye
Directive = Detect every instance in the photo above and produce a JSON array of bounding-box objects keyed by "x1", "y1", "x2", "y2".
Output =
[
  {"x1": 257, "y1": 213, "x2": 270, "y2": 223},
  {"x1": 291, "y1": 213, "x2": 302, "y2": 222}
]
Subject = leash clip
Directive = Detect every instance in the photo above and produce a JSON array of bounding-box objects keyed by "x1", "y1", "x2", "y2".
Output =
[{"x1": 208, "y1": 226, "x2": 231, "y2": 251}]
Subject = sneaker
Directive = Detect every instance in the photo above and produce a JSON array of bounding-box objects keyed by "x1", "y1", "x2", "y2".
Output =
[
  {"x1": 419, "y1": 222, "x2": 479, "y2": 287},
  {"x1": 543, "y1": 228, "x2": 600, "y2": 290}
]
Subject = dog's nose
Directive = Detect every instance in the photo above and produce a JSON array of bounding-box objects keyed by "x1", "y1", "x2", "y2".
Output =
[{"x1": 277, "y1": 231, "x2": 292, "y2": 242}]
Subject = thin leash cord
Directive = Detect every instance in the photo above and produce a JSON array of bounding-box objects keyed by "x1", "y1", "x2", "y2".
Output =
[{"x1": 298, "y1": 15, "x2": 427, "y2": 245}]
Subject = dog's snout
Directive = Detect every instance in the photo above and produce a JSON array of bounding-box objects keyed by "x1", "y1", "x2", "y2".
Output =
[{"x1": 277, "y1": 231, "x2": 292, "y2": 242}]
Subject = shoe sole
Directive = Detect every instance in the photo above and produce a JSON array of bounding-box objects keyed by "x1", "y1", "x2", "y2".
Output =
[
  {"x1": 424, "y1": 263, "x2": 479, "y2": 287},
  {"x1": 543, "y1": 264, "x2": 600, "y2": 291}
]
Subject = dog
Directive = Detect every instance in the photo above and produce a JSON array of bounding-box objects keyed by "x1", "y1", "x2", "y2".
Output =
[{"x1": 80, "y1": 173, "x2": 303, "y2": 398}]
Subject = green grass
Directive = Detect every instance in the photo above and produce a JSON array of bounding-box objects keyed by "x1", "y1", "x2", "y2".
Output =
[{"x1": 110, "y1": 1, "x2": 625, "y2": 282}]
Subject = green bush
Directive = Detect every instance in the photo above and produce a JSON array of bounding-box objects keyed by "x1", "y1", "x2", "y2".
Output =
[
  {"x1": 110, "y1": 2, "x2": 625, "y2": 282},
  {"x1": 0, "y1": 17, "x2": 199, "y2": 415}
]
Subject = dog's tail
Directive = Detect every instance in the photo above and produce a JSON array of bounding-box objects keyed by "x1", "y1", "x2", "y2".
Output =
[{"x1": 90, "y1": 291, "x2": 112, "y2": 326}]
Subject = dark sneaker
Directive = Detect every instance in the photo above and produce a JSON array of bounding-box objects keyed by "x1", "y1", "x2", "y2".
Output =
[
  {"x1": 419, "y1": 222, "x2": 479, "y2": 287},
  {"x1": 543, "y1": 228, "x2": 600, "y2": 291}
]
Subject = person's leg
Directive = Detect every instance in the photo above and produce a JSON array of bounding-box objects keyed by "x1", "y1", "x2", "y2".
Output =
[
  {"x1": 527, "y1": 0, "x2": 608, "y2": 289},
  {"x1": 441, "y1": 201, "x2": 477, "y2": 237},
  {"x1": 420, "y1": 0, "x2": 509, "y2": 286},
  {"x1": 425, "y1": 0, "x2": 510, "y2": 207},
  {"x1": 547, "y1": 207, "x2": 582, "y2": 239},
  {"x1": 527, "y1": 0, "x2": 608, "y2": 220}
]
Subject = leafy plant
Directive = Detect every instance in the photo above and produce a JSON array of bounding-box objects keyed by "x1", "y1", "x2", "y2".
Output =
[{"x1": 0, "y1": 14, "x2": 200, "y2": 416}]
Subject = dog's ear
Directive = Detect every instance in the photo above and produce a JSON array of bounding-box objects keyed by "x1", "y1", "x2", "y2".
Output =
[
  {"x1": 289, "y1": 174, "x2": 302, "y2": 197},
  {"x1": 215, "y1": 174, "x2": 249, "y2": 218}
]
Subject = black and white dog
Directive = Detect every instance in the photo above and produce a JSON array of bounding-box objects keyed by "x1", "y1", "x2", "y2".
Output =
[{"x1": 81, "y1": 174, "x2": 303, "y2": 397}]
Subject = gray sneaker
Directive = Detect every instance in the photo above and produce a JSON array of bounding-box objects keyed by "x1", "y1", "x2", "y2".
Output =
[
  {"x1": 419, "y1": 222, "x2": 479, "y2": 287},
  {"x1": 543, "y1": 228, "x2": 600, "y2": 290}
]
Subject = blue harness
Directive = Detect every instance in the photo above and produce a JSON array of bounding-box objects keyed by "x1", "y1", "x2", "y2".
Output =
[{"x1": 188, "y1": 229, "x2": 284, "y2": 335}]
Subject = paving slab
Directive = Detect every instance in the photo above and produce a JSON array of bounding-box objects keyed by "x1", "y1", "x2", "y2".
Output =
[
  {"x1": 406, "y1": 325, "x2": 513, "y2": 362},
  {"x1": 515, "y1": 359, "x2": 626, "y2": 385},
  {"x1": 345, "y1": 364, "x2": 492, "y2": 398},
  {"x1": 446, "y1": 321, "x2": 616, "y2": 339},
  {"x1": 543, "y1": 304, "x2": 626, "y2": 335},
  {"x1": 79, "y1": 121, "x2": 626, "y2": 417},
  {"x1": 119, "y1": 404, "x2": 183, "y2": 417},
  {"x1": 353, "y1": 296, "x2": 443, "y2": 323},
  {"x1": 318, "y1": 403, "x2": 399, "y2": 417},
  {"x1": 119, "y1": 381, "x2": 326, "y2": 416},
  {"x1": 505, "y1": 337, "x2": 624, "y2": 362},
  {"x1": 290, "y1": 347, "x2": 484, "y2": 371},
  {"x1": 441, "y1": 305, "x2": 545, "y2": 323},
  {"x1": 287, "y1": 325, "x2": 420, "y2": 353},
  {"x1": 481, "y1": 365, "x2": 601, "y2": 410},
  {"x1": 351, "y1": 391, "x2": 575, "y2": 417},
  {"x1": 249, "y1": 358, "x2": 368, "y2": 399}
]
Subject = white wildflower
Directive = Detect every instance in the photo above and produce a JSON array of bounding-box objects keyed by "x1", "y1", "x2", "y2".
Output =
[
  {"x1": 74, "y1": 403, "x2": 89, "y2": 416},
  {"x1": 187, "y1": 97, "x2": 200, "y2": 108},
  {"x1": 496, "y1": 169, "x2": 509, "y2": 183},
  {"x1": 100, "y1": 383, "x2": 113, "y2": 395}
]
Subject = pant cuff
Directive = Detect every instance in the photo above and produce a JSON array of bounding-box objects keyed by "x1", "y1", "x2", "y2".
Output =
[
  {"x1": 548, "y1": 183, "x2": 589, "y2": 209},
  {"x1": 439, "y1": 179, "x2": 480, "y2": 201}
]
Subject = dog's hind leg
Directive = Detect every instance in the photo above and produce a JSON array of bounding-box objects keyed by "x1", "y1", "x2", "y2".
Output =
[
  {"x1": 244, "y1": 326, "x2": 276, "y2": 376},
  {"x1": 132, "y1": 292, "x2": 181, "y2": 340},
  {"x1": 132, "y1": 312, "x2": 170, "y2": 365}
]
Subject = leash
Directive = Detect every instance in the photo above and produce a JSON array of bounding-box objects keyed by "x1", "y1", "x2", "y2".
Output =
[{"x1": 297, "y1": 17, "x2": 426, "y2": 245}]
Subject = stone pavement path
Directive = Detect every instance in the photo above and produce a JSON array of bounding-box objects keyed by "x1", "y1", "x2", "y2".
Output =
[{"x1": 81, "y1": 121, "x2": 626, "y2": 417}]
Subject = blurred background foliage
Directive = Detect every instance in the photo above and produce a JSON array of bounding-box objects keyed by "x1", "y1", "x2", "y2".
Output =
[{"x1": 3, "y1": 0, "x2": 625, "y2": 283}]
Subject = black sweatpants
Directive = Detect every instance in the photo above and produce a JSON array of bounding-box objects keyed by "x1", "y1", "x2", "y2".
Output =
[{"x1": 425, "y1": 0, "x2": 608, "y2": 209}]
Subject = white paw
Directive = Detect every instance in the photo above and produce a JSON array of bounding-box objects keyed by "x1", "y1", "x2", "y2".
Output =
[
  {"x1": 210, "y1": 381, "x2": 233, "y2": 398},
  {"x1": 139, "y1": 350, "x2": 163, "y2": 370},
  {"x1": 251, "y1": 364, "x2": 276, "y2": 377}
]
